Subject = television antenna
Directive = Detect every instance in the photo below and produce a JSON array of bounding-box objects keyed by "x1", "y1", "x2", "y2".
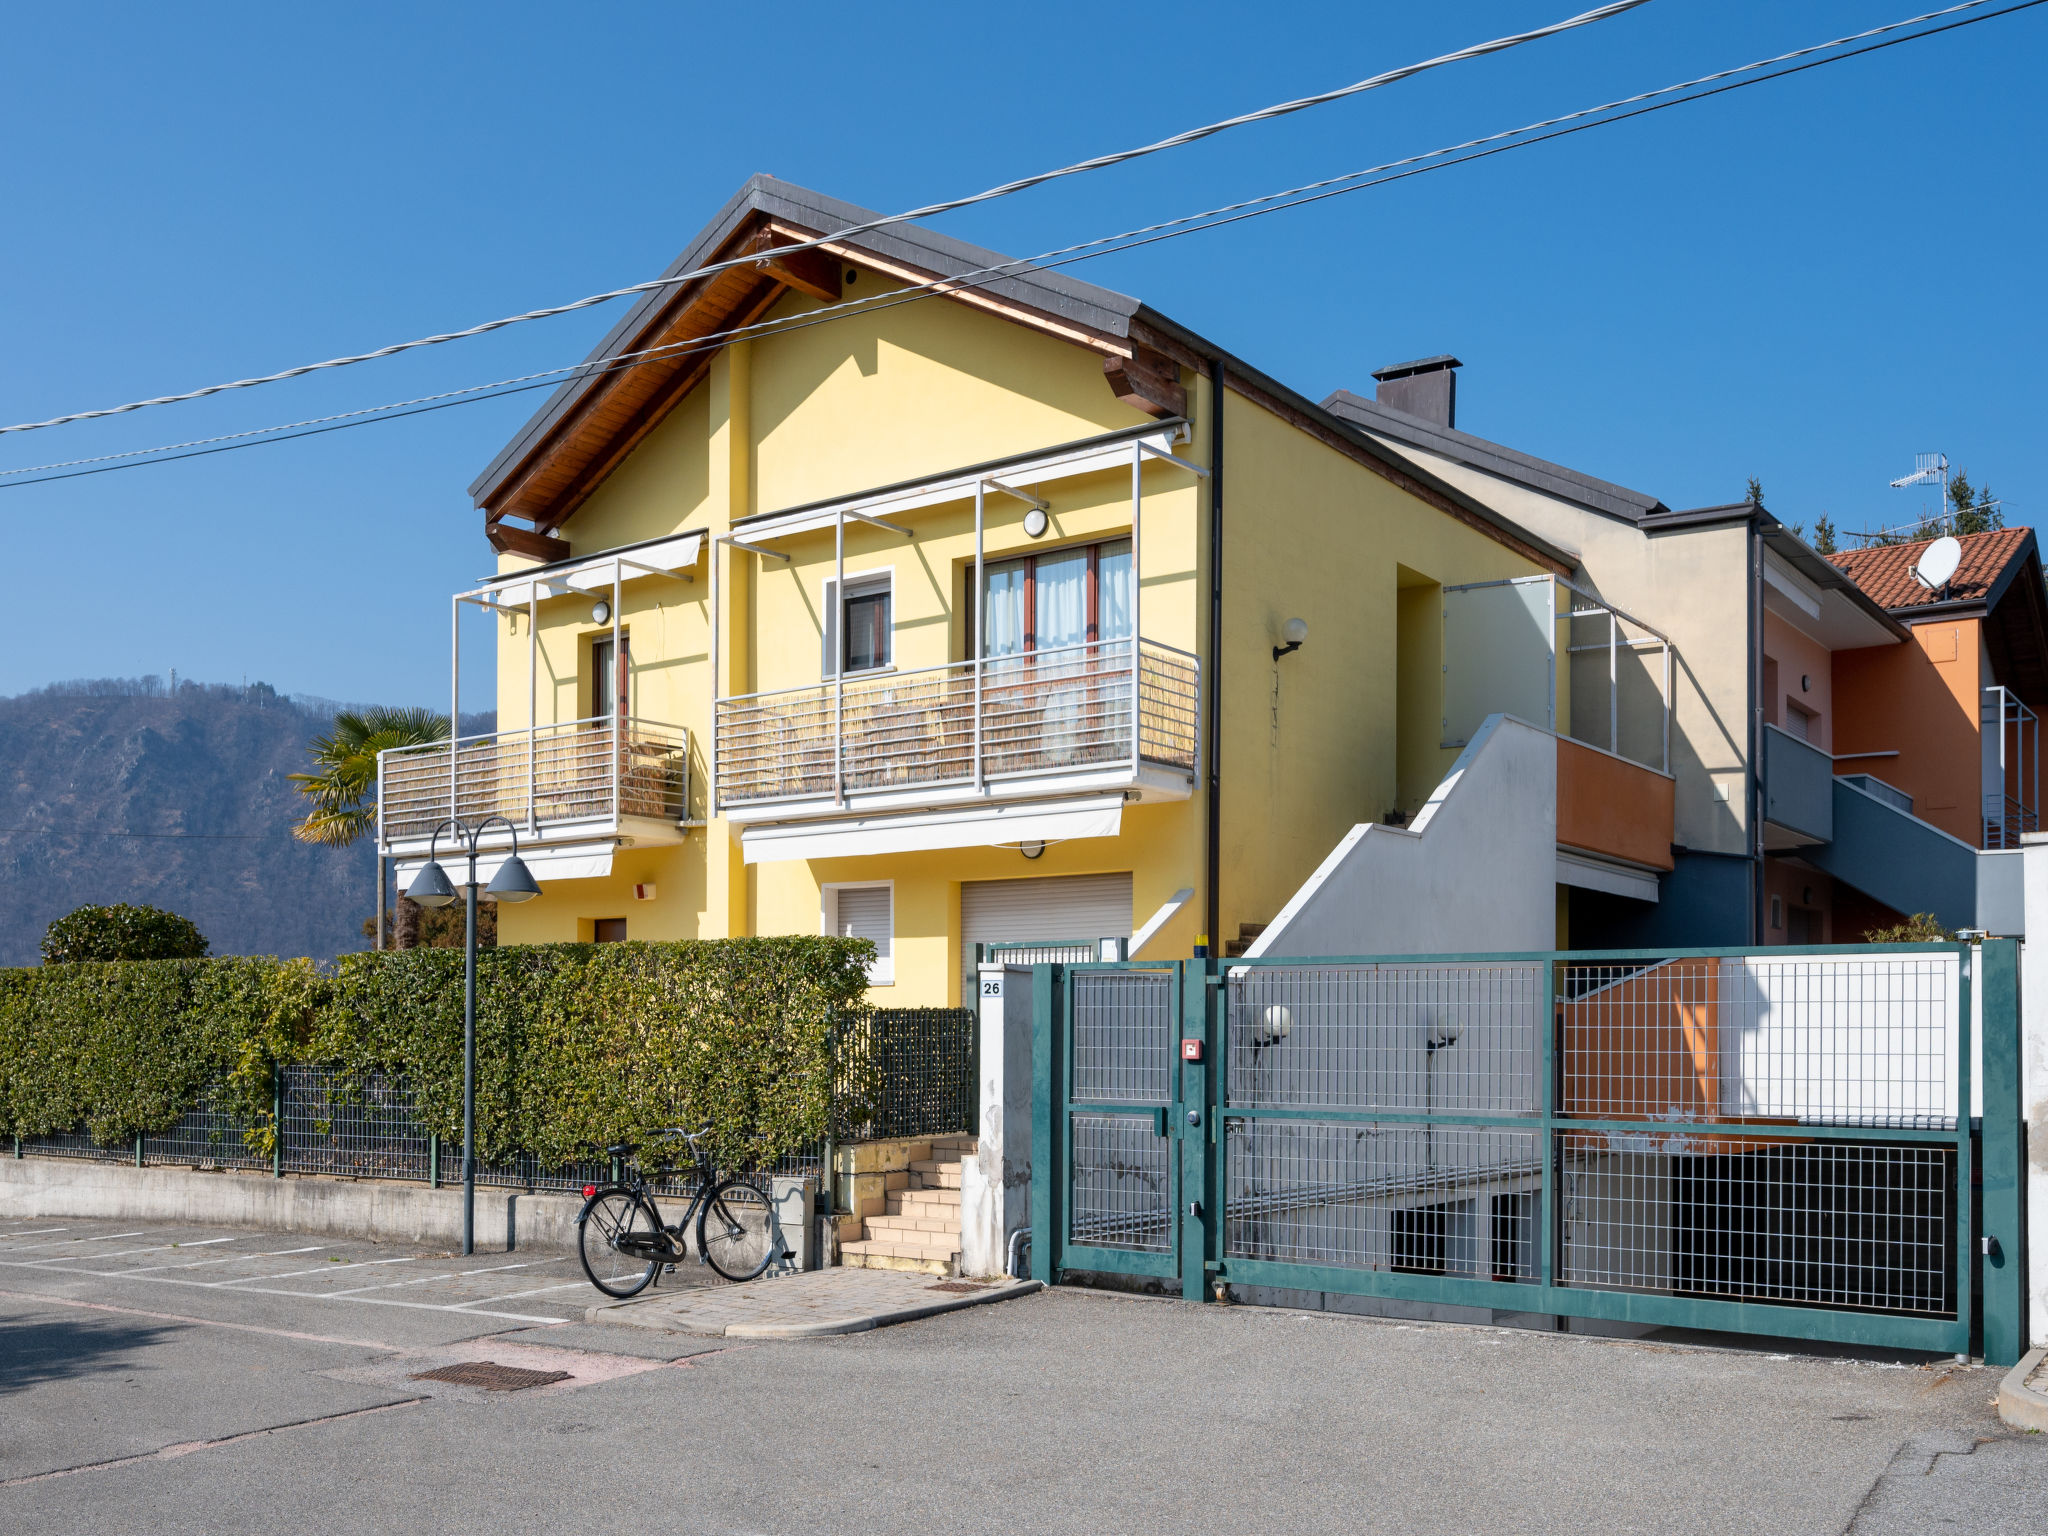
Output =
[{"x1": 1890, "y1": 451, "x2": 1949, "y2": 533}]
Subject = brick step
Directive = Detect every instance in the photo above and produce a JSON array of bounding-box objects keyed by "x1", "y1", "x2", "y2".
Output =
[
  {"x1": 909, "y1": 1163, "x2": 963, "y2": 1189},
  {"x1": 928, "y1": 1134, "x2": 978, "y2": 1154},
  {"x1": 889, "y1": 1196, "x2": 959, "y2": 1220},
  {"x1": 841, "y1": 1236, "x2": 960, "y2": 1262},
  {"x1": 865, "y1": 1213, "x2": 958, "y2": 1235},
  {"x1": 840, "y1": 1248, "x2": 953, "y2": 1276}
]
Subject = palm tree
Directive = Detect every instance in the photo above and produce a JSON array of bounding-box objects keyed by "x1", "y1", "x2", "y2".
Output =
[
  {"x1": 290, "y1": 707, "x2": 449, "y2": 846},
  {"x1": 291, "y1": 708, "x2": 448, "y2": 950}
]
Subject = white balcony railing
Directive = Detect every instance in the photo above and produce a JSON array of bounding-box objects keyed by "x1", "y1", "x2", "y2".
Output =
[
  {"x1": 379, "y1": 715, "x2": 690, "y2": 844},
  {"x1": 714, "y1": 638, "x2": 1199, "y2": 810}
]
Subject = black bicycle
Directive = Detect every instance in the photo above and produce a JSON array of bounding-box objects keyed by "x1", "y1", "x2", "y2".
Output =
[{"x1": 576, "y1": 1128, "x2": 780, "y2": 1297}]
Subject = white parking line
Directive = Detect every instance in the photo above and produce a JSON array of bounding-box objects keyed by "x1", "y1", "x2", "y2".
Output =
[
  {"x1": 254, "y1": 1246, "x2": 328, "y2": 1257},
  {"x1": 451, "y1": 1281, "x2": 592, "y2": 1305},
  {"x1": 5, "y1": 1232, "x2": 148, "y2": 1252},
  {"x1": 317, "y1": 1260, "x2": 545, "y2": 1297},
  {"x1": 24, "y1": 1237, "x2": 238, "y2": 1267},
  {"x1": 121, "y1": 1256, "x2": 246, "y2": 1274},
  {"x1": 212, "y1": 1257, "x2": 420, "y2": 1285},
  {"x1": 1, "y1": 1228, "x2": 69, "y2": 1238}
]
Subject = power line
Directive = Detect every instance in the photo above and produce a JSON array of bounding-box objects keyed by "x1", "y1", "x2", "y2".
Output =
[
  {"x1": 0, "y1": 2, "x2": 1652, "y2": 440},
  {"x1": 0, "y1": 0, "x2": 2035, "y2": 492}
]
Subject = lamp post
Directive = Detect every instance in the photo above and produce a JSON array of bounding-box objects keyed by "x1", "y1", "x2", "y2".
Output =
[{"x1": 404, "y1": 815, "x2": 542, "y2": 1256}]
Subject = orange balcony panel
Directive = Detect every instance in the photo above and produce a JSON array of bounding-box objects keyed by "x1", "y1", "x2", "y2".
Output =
[{"x1": 1556, "y1": 737, "x2": 1675, "y2": 872}]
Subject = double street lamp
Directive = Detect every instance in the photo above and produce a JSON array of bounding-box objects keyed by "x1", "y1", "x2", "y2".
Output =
[{"x1": 404, "y1": 815, "x2": 542, "y2": 1256}]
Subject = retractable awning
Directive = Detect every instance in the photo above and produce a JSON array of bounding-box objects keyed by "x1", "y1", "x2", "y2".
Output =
[
  {"x1": 740, "y1": 794, "x2": 1125, "y2": 865},
  {"x1": 477, "y1": 531, "x2": 704, "y2": 607},
  {"x1": 394, "y1": 840, "x2": 617, "y2": 889}
]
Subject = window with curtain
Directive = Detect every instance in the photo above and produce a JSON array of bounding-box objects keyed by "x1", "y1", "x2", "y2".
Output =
[
  {"x1": 591, "y1": 633, "x2": 630, "y2": 722},
  {"x1": 980, "y1": 538, "x2": 1132, "y2": 659}
]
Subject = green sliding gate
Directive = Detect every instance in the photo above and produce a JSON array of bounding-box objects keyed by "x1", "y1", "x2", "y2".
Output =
[{"x1": 1031, "y1": 943, "x2": 2029, "y2": 1366}]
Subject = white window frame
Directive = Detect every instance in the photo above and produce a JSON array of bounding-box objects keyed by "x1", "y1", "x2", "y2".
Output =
[
  {"x1": 822, "y1": 567, "x2": 895, "y2": 679},
  {"x1": 822, "y1": 879, "x2": 895, "y2": 986}
]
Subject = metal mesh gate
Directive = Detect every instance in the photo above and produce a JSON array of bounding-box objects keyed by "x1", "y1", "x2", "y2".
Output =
[
  {"x1": 1062, "y1": 969, "x2": 1178, "y2": 1268},
  {"x1": 1035, "y1": 943, "x2": 2005, "y2": 1356}
]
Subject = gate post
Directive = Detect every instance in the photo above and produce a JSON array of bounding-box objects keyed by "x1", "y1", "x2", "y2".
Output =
[
  {"x1": 1029, "y1": 963, "x2": 1063, "y2": 1285},
  {"x1": 1179, "y1": 959, "x2": 1217, "y2": 1302},
  {"x1": 1980, "y1": 937, "x2": 2028, "y2": 1366}
]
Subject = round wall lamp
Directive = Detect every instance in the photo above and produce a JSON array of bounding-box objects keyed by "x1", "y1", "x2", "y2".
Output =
[
  {"x1": 1023, "y1": 508, "x2": 1050, "y2": 538},
  {"x1": 1273, "y1": 616, "x2": 1309, "y2": 661},
  {"x1": 591, "y1": 600, "x2": 612, "y2": 625},
  {"x1": 1019, "y1": 839, "x2": 1046, "y2": 859},
  {"x1": 1801, "y1": 674, "x2": 1811, "y2": 692}
]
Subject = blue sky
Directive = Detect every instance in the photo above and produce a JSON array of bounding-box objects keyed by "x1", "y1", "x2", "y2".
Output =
[{"x1": 2, "y1": 1, "x2": 2041, "y2": 708}]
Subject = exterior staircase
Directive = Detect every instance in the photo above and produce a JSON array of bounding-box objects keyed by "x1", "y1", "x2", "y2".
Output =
[
  {"x1": 839, "y1": 1133, "x2": 972, "y2": 1276},
  {"x1": 1224, "y1": 922, "x2": 1267, "y2": 958}
]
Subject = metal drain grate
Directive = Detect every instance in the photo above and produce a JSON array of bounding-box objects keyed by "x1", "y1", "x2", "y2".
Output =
[
  {"x1": 926, "y1": 1281, "x2": 987, "y2": 1294},
  {"x1": 410, "y1": 1361, "x2": 572, "y2": 1392}
]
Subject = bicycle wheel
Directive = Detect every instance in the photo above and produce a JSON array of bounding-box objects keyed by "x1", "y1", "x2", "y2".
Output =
[
  {"x1": 578, "y1": 1189, "x2": 662, "y2": 1298},
  {"x1": 697, "y1": 1177, "x2": 778, "y2": 1283}
]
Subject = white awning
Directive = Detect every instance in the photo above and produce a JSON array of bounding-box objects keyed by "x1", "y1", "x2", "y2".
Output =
[
  {"x1": 479, "y1": 532, "x2": 703, "y2": 607},
  {"x1": 1555, "y1": 847, "x2": 1660, "y2": 903},
  {"x1": 741, "y1": 795, "x2": 1125, "y2": 865},
  {"x1": 395, "y1": 840, "x2": 616, "y2": 889}
]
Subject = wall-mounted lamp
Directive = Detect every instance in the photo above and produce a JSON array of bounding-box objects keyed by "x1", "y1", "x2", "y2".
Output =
[
  {"x1": 1273, "y1": 617, "x2": 1309, "y2": 661},
  {"x1": 591, "y1": 600, "x2": 612, "y2": 625},
  {"x1": 1251, "y1": 1004, "x2": 1293, "y2": 1046},
  {"x1": 1801, "y1": 674, "x2": 1811, "y2": 692},
  {"x1": 1023, "y1": 508, "x2": 1050, "y2": 538},
  {"x1": 1019, "y1": 840, "x2": 1046, "y2": 860}
]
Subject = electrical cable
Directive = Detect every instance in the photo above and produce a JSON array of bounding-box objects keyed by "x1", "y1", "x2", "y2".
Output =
[
  {"x1": 0, "y1": 0, "x2": 2036, "y2": 492},
  {"x1": 0, "y1": 2, "x2": 1652, "y2": 439}
]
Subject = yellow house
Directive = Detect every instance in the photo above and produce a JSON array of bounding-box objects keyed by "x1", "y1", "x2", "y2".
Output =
[{"x1": 377, "y1": 176, "x2": 1577, "y2": 1004}]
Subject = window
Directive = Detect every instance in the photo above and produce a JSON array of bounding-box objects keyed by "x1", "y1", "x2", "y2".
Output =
[
  {"x1": 593, "y1": 918, "x2": 627, "y2": 943},
  {"x1": 1785, "y1": 701, "x2": 1815, "y2": 744},
  {"x1": 823, "y1": 572, "x2": 892, "y2": 676},
  {"x1": 591, "y1": 633, "x2": 630, "y2": 722},
  {"x1": 825, "y1": 882, "x2": 893, "y2": 985},
  {"x1": 982, "y1": 539, "x2": 1132, "y2": 659}
]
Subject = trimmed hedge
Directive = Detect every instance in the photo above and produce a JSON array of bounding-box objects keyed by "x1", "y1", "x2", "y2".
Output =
[
  {"x1": 42, "y1": 903, "x2": 210, "y2": 963},
  {"x1": 0, "y1": 937, "x2": 873, "y2": 1169}
]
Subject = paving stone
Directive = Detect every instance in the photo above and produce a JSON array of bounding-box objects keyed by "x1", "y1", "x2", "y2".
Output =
[{"x1": 584, "y1": 1265, "x2": 1038, "y2": 1338}]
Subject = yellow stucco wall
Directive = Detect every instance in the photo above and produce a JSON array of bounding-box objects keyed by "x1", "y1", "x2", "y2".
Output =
[
  {"x1": 1212, "y1": 396, "x2": 1544, "y2": 942},
  {"x1": 490, "y1": 276, "x2": 1549, "y2": 998}
]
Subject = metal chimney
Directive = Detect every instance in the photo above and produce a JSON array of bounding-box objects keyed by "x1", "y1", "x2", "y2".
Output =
[{"x1": 1371, "y1": 355, "x2": 1461, "y2": 429}]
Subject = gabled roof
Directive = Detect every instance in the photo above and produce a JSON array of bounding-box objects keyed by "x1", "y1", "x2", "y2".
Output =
[
  {"x1": 1320, "y1": 390, "x2": 1668, "y2": 524},
  {"x1": 1827, "y1": 527, "x2": 2036, "y2": 615},
  {"x1": 468, "y1": 175, "x2": 1576, "y2": 575},
  {"x1": 1832, "y1": 527, "x2": 2048, "y2": 705},
  {"x1": 469, "y1": 176, "x2": 1149, "y2": 514}
]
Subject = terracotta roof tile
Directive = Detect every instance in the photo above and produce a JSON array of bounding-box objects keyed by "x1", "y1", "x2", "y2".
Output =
[{"x1": 1827, "y1": 526, "x2": 2032, "y2": 611}]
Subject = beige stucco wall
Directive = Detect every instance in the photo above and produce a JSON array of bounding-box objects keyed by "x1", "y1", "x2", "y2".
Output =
[{"x1": 1377, "y1": 441, "x2": 1753, "y2": 860}]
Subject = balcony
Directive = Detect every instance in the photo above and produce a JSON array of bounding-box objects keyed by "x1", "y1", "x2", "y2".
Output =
[
  {"x1": 715, "y1": 638, "x2": 1200, "y2": 824},
  {"x1": 378, "y1": 715, "x2": 691, "y2": 852}
]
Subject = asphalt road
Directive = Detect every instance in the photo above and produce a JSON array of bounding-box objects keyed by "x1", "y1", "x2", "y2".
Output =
[{"x1": 3, "y1": 1216, "x2": 2043, "y2": 1534}]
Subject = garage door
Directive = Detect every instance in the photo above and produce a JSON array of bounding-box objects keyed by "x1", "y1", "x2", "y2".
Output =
[{"x1": 961, "y1": 872, "x2": 1134, "y2": 996}]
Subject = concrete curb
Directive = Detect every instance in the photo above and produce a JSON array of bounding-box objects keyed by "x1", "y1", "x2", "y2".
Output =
[
  {"x1": 1995, "y1": 1346, "x2": 2048, "y2": 1432},
  {"x1": 588, "y1": 1277, "x2": 1042, "y2": 1338}
]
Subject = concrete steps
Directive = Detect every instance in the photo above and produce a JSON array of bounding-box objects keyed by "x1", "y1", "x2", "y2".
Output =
[{"x1": 840, "y1": 1136, "x2": 972, "y2": 1277}]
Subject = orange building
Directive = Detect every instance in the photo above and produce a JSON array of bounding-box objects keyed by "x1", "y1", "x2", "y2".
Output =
[{"x1": 1757, "y1": 527, "x2": 2046, "y2": 943}]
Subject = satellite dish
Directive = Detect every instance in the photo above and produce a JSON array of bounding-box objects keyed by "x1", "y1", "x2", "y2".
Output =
[{"x1": 1913, "y1": 536, "x2": 1962, "y2": 591}]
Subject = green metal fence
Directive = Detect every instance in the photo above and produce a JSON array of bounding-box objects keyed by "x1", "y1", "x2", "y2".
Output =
[
  {"x1": 1031, "y1": 942, "x2": 2030, "y2": 1367},
  {"x1": 833, "y1": 1006, "x2": 978, "y2": 1142}
]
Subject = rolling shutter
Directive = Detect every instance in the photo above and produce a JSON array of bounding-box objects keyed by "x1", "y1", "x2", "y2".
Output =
[
  {"x1": 830, "y1": 884, "x2": 893, "y2": 985},
  {"x1": 960, "y1": 872, "x2": 1133, "y2": 995}
]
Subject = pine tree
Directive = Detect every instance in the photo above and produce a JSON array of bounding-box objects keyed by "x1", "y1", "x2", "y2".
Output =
[{"x1": 1811, "y1": 513, "x2": 1837, "y2": 556}]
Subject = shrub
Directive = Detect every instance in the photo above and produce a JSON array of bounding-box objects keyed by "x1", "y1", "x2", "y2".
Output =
[
  {"x1": 0, "y1": 937, "x2": 872, "y2": 1168},
  {"x1": 42, "y1": 903, "x2": 210, "y2": 964},
  {"x1": 1859, "y1": 912, "x2": 1953, "y2": 943}
]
